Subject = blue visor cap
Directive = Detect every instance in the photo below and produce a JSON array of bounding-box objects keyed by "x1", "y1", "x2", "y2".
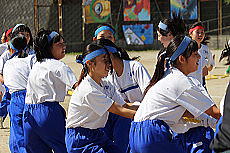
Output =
[
  {"x1": 170, "y1": 36, "x2": 192, "y2": 61},
  {"x1": 94, "y1": 26, "x2": 115, "y2": 37},
  {"x1": 83, "y1": 49, "x2": 107, "y2": 64}
]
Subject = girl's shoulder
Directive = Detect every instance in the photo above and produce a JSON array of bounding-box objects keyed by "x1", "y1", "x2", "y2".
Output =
[
  {"x1": 164, "y1": 68, "x2": 193, "y2": 88},
  {"x1": 124, "y1": 59, "x2": 145, "y2": 69},
  {"x1": 41, "y1": 59, "x2": 68, "y2": 67}
]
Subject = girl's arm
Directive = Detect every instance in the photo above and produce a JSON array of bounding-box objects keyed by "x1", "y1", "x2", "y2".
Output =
[
  {"x1": 108, "y1": 102, "x2": 136, "y2": 119},
  {"x1": 183, "y1": 105, "x2": 221, "y2": 120},
  {"x1": 123, "y1": 102, "x2": 139, "y2": 111},
  {"x1": 0, "y1": 74, "x2": 3, "y2": 84},
  {"x1": 204, "y1": 105, "x2": 221, "y2": 120}
]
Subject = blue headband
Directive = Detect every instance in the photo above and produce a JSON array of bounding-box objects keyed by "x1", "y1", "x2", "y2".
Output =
[
  {"x1": 12, "y1": 24, "x2": 25, "y2": 33},
  {"x1": 82, "y1": 49, "x2": 107, "y2": 64},
  {"x1": 104, "y1": 46, "x2": 118, "y2": 53},
  {"x1": 170, "y1": 36, "x2": 191, "y2": 61},
  {"x1": 158, "y1": 21, "x2": 167, "y2": 31},
  {"x1": 48, "y1": 31, "x2": 59, "y2": 43},
  {"x1": 94, "y1": 26, "x2": 115, "y2": 37}
]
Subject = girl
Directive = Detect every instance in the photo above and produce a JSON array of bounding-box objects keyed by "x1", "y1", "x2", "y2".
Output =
[
  {"x1": 23, "y1": 29, "x2": 77, "y2": 153},
  {"x1": 158, "y1": 15, "x2": 217, "y2": 152},
  {"x1": 0, "y1": 24, "x2": 34, "y2": 139},
  {"x1": 157, "y1": 12, "x2": 186, "y2": 48},
  {"x1": 210, "y1": 42, "x2": 230, "y2": 152},
  {"x1": 129, "y1": 35, "x2": 220, "y2": 153},
  {"x1": 93, "y1": 23, "x2": 116, "y2": 43},
  {"x1": 65, "y1": 41, "x2": 136, "y2": 153},
  {"x1": 95, "y1": 38, "x2": 150, "y2": 152},
  {"x1": 94, "y1": 24, "x2": 151, "y2": 152},
  {"x1": 0, "y1": 24, "x2": 33, "y2": 84},
  {"x1": 188, "y1": 21, "x2": 215, "y2": 87},
  {"x1": 3, "y1": 34, "x2": 36, "y2": 152}
]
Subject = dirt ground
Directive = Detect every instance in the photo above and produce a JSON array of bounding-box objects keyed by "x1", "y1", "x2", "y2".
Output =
[{"x1": 0, "y1": 50, "x2": 229, "y2": 152}]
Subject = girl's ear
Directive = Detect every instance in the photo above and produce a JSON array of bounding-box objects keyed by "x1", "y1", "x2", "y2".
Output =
[
  {"x1": 85, "y1": 60, "x2": 94, "y2": 68},
  {"x1": 178, "y1": 55, "x2": 186, "y2": 64}
]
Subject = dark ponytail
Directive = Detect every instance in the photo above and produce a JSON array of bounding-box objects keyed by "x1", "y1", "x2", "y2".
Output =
[
  {"x1": 144, "y1": 35, "x2": 198, "y2": 94},
  {"x1": 158, "y1": 12, "x2": 186, "y2": 37},
  {"x1": 144, "y1": 48, "x2": 166, "y2": 95},
  {"x1": 220, "y1": 41, "x2": 230, "y2": 65}
]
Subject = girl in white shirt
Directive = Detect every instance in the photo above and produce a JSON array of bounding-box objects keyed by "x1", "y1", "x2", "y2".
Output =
[
  {"x1": 23, "y1": 29, "x2": 77, "y2": 153},
  {"x1": 129, "y1": 35, "x2": 221, "y2": 153},
  {"x1": 210, "y1": 42, "x2": 230, "y2": 152},
  {"x1": 95, "y1": 38, "x2": 151, "y2": 152},
  {"x1": 66, "y1": 41, "x2": 136, "y2": 153},
  {"x1": 1, "y1": 34, "x2": 30, "y2": 152},
  {"x1": 188, "y1": 21, "x2": 215, "y2": 86},
  {"x1": 157, "y1": 15, "x2": 216, "y2": 153}
]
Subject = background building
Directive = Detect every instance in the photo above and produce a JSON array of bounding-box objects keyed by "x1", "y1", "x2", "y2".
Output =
[{"x1": 0, "y1": 0, "x2": 230, "y2": 52}]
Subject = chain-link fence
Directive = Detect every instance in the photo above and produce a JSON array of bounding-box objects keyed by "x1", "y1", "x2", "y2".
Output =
[{"x1": 1, "y1": 0, "x2": 230, "y2": 52}]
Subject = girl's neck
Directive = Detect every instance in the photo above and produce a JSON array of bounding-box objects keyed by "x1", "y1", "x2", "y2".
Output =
[
  {"x1": 197, "y1": 42, "x2": 201, "y2": 49},
  {"x1": 113, "y1": 58, "x2": 124, "y2": 77},
  {"x1": 176, "y1": 65, "x2": 189, "y2": 76},
  {"x1": 89, "y1": 73, "x2": 102, "y2": 85}
]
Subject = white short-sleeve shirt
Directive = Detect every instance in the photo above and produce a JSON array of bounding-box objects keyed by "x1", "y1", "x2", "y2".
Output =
[
  {"x1": 134, "y1": 68, "x2": 214, "y2": 133},
  {"x1": 3, "y1": 55, "x2": 36, "y2": 94},
  {"x1": 188, "y1": 44, "x2": 215, "y2": 84},
  {"x1": 107, "y1": 60, "x2": 151, "y2": 102},
  {"x1": 0, "y1": 50, "x2": 11, "y2": 74},
  {"x1": 0, "y1": 43, "x2": 8, "y2": 56},
  {"x1": 66, "y1": 75, "x2": 125, "y2": 129},
  {"x1": 25, "y1": 58, "x2": 77, "y2": 104}
]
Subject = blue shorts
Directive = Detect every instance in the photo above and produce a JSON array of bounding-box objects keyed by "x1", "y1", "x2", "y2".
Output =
[
  {"x1": 179, "y1": 126, "x2": 214, "y2": 153},
  {"x1": 23, "y1": 102, "x2": 67, "y2": 153},
  {"x1": 129, "y1": 120, "x2": 184, "y2": 153},
  {"x1": 66, "y1": 127, "x2": 121, "y2": 153},
  {"x1": 102, "y1": 113, "x2": 131, "y2": 152},
  {"x1": 0, "y1": 85, "x2": 11, "y2": 120},
  {"x1": 9, "y1": 90, "x2": 26, "y2": 153}
]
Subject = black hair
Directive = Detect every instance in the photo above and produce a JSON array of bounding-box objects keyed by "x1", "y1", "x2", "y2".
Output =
[
  {"x1": 10, "y1": 34, "x2": 27, "y2": 58},
  {"x1": 189, "y1": 21, "x2": 210, "y2": 45},
  {"x1": 11, "y1": 24, "x2": 33, "y2": 48},
  {"x1": 158, "y1": 12, "x2": 186, "y2": 37},
  {"x1": 96, "y1": 38, "x2": 139, "y2": 60},
  {"x1": 76, "y1": 41, "x2": 111, "y2": 86},
  {"x1": 144, "y1": 35, "x2": 198, "y2": 94},
  {"x1": 220, "y1": 41, "x2": 230, "y2": 65},
  {"x1": 34, "y1": 28, "x2": 63, "y2": 62}
]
